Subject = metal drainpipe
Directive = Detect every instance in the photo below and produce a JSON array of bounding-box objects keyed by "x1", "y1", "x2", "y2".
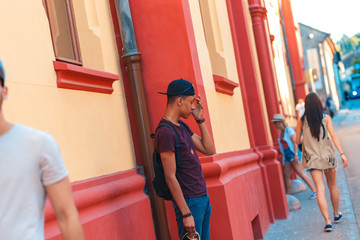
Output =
[{"x1": 114, "y1": 1, "x2": 171, "y2": 239}]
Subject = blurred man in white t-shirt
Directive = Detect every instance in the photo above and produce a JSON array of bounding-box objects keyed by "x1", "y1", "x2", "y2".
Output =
[
  {"x1": 0, "y1": 60, "x2": 85, "y2": 240},
  {"x1": 295, "y1": 98, "x2": 305, "y2": 119}
]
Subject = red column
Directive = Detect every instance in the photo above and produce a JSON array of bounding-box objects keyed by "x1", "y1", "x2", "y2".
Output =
[
  {"x1": 248, "y1": 0, "x2": 281, "y2": 143},
  {"x1": 281, "y1": 0, "x2": 308, "y2": 100}
]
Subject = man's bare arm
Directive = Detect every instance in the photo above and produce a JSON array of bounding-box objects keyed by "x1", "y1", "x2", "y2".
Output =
[
  {"x1": 46, "y1": 177, "x2": 85, "y2": 240},
  {"x1": 192, "y1": 122, "x2": 215, "y2": 156},
  {"x1": 191, "y1": 96, "x2": 215, "y2": 156},
  {"x1": 295, "y1": 118, "x2": 303, "y2": 145},
  {"x1": 325, "y1": 115, "x2": 348, "y2": 168}
]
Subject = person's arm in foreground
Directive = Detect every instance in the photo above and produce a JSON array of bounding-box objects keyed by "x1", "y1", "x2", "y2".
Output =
[
  {"x1": 191, "y1": 95, "x2": 215, "y2": 155},
  {"x1": 325, "y1": 115, "x2": 348, "y2": 168},
  {"x1": 161, "y1": 151, "x2": 196, "y2": 237},
  {"x1": 293, "y1": 118, "x2": 303, "y2": 163},
  {"x1": 46, "y1": 177, "x2": 85, "y2": 240}
]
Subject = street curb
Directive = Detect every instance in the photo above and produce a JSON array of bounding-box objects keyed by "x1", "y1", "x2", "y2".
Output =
[{"x1": 337, "y1": 159, "x2": 360, "y2": 239}]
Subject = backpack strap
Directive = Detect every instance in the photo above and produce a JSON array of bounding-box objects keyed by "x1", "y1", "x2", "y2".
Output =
[
  {"x1": 317, "y1": 115, "x2": 326, "y2": 141},
  {"x1": 155, "y1": 122, "x2": 181, "y2": 167}
]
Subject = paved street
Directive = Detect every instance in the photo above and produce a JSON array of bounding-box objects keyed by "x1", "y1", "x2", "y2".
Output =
[
  {"x1": 264, "y1": 99, "x2": 360, "y2": 240},
  {"x1": 336, "y1": 98, "x2": 360, "y2": 232}
]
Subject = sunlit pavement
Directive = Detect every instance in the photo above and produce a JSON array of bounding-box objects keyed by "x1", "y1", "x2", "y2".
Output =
[{"x1": 264, "y1": 99, "x2": 360, "y2": 240}]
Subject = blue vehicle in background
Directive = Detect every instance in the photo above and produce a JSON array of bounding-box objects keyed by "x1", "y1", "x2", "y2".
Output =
[
  {"x1": 350, "y1": 73, "x2": 360, "y2": 99},
  {"x1": 343, "y1": 73, "x2": 360, "y2": 100}
]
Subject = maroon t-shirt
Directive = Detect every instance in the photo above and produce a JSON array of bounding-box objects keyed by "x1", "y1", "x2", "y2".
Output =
[{"x1": 155, "y1": 119, "x2": 207, "y2": 198}]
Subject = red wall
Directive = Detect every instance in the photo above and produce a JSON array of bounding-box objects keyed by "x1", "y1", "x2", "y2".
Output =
[{"x1": 45, "y1": 170, "x2": 156, "y2": 239}]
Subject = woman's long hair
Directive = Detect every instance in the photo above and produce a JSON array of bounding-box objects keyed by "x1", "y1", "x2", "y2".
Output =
[{"x1": 301, "y1": 93, "x2": 323, "y2": 139}]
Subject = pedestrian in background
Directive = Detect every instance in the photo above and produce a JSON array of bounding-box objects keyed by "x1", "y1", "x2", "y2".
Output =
[
  {"x1": 155, "y1": 79, "x2": 215, "y2": 240},
  {"x1": 294, "y1": 92, "x2": 348, "y2": 232},
  {"x1": 295, "y1": 98, "x2": 305, "y2": 119},
  {"x1": 325, "y1": 94, "x2": 335, "y2": 118},
  {"x1": 272, "y1": 114, "x2": 316, "y2": 199},
  {"x1": 0, "y1": 60, "x2": 85, "y2": 240},
  {"x1": 319, "y1": 96, "x2": 326, "y2": 113}
]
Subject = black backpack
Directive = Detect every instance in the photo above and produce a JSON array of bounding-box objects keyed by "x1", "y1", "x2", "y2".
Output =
[{"x1": 151, "y1": 122, "x2": 182, "y2": 200}]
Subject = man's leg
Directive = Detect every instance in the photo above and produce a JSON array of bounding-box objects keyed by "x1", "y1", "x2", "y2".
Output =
[
  {"x1": 200, "y1": 195, "x2": 211, "y2": 240},
  {"x1": 173, "y1": 195, "x2": 211, "y2": 239}
]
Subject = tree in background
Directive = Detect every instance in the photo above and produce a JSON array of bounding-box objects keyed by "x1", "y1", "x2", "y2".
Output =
[
  {"x1": 351, "y1": 56, "x2": 360, "y2": 74},
  {"x1": 337, "y1": 34, "x2": 360, "y2": 56}
]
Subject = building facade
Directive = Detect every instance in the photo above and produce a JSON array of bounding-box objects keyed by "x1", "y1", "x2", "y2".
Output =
[
  {"x1": 299, "y1": 23, "x2": 341, "y2": 110},
  {"x1": 0, "y1": 0, "x2": 307, "y2": 239}
]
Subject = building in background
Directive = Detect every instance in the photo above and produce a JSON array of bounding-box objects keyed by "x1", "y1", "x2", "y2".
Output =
[
  {"x1": 0, "y1": 0, "x2": 308, "y2": 239},
  {"x1": 299, "y1": 23, "x2": 342, "y2": 110}
]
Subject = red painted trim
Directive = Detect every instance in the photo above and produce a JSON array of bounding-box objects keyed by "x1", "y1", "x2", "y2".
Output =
[
  {"x1": 270, "y1": 34, "x2": 275, "y2": 43},
  {"x1": 281, "y1": 0, "x2": 308, "y2": 100},
  {"x1": 248, "y1": 5, "x2": 267, "y2": 19},
  {"x1": 213, "y1": 75, "x2": 239, "y2": 96},
  {"x1": 53, "y1": 61, "x2": 119, "y2": 94},
  {"x1": 45, "y1": 169, "x2": 156, "y2": 240}
]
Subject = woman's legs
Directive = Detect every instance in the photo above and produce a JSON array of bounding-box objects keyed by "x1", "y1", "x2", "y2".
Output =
[
  {"x1": 324, "y1": 169, "x2": 340, "y2": 217},
  {"x1": 283, "y1": 162, "x2": 292, "y2": 194},
  {"x1": 310, "y1": 170, "x2": 331, "y2": 225},
  {"x1": 293, "y1": 162, "x2": 316, "y2": 192}
]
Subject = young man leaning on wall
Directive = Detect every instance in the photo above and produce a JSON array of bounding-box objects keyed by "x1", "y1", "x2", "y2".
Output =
[{"x1": 155, "y1": 79, "x2": 215, "y2": 240}]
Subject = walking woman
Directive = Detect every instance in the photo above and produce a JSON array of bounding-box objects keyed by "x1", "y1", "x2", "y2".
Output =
[
  {"x1": 294, "y1": 93, "x2": 348, "y2": 232},
  {"x1": 272, "y1": 114, "x2": 316, "y2": 198}
]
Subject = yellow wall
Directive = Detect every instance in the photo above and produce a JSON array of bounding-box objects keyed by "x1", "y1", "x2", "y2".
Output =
[
  {"x1": 189, "y1": 0, "x2": 251, "y2": 153},
  {"x1": 0, "y1": 1, "x2": 136, "y2": 181},
  {"x1": 266, "y1": 0, "x2": 297, "y2": 126}
]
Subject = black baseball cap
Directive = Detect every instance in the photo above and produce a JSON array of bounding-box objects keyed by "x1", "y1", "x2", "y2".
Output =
[
  {"x1": 158, "y1": 78, "x2": 195, "y2": 96},
  {"x1": 0, "y1": 60, "x2": 4, "y2": 87}
]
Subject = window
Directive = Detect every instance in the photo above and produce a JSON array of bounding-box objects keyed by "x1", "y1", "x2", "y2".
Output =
[{"x1": 44, "y1": 0, "x2": 82, "y2": 65}]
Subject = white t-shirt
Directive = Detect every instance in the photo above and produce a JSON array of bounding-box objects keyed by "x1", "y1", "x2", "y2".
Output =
[
  {"x1": 295, "y1": 102, "x2": 305, "y2": 118},
  {"x1": 0, "y1": 124, "x2": 68, "y2": 240}
]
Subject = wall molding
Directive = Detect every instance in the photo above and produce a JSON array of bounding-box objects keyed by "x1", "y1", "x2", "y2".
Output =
[
  {"x1": 45, "y1": 169, "x2": 156, "y2": 240},
  {"x1": 53, "y1": 61, "x2": 119, "y2": 94},
  {"x1": 213, "y1": 74, "x2": 239, "y2": 96}
]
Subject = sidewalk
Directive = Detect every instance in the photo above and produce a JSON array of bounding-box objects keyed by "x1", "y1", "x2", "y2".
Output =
[{"x1": 264, "y1": 113, "x2": 360, "y2": 240}]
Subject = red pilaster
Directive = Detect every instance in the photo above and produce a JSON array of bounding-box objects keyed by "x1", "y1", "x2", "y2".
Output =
[
  {"x1": 281, "y1": 0, "x2": 308, "y2": 100},
  {"x1": 248, "y1": 0, "x2": 281, "y2": 143}
]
